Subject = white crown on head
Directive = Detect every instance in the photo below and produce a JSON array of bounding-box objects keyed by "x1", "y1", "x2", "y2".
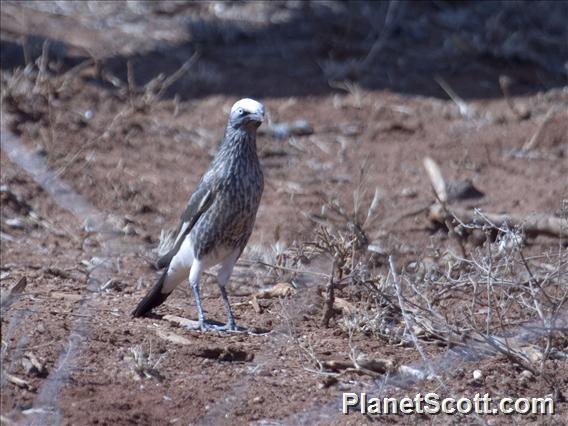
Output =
[{"x1": 231, "y1": 98, "x2": 265, "y2": 117}]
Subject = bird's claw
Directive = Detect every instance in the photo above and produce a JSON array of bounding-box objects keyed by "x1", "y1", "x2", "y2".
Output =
[{"x1": 195, "y1": 320, "x2": 239, "y2": 333}]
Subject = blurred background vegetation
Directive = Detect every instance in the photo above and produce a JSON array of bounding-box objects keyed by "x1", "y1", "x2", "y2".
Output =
[{"x1": 2, "y1": 0, "x2": 567, "y2": 100}]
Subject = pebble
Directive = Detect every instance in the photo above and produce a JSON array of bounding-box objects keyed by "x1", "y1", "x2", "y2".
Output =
[
  {"x1": 519, "y1": 370, "x2": 533, "y2": 382},
  {"x1": 472, "y1": 369, "x2": 483, "y2": 381}
]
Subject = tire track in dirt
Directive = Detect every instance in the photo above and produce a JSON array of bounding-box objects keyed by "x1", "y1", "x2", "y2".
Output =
[{"x1": 1, "y1": 126, "x2": 144, "y2": 424}]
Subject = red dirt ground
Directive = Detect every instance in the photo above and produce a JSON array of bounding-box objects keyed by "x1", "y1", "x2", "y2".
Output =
[{"x1": 1, "y1": 2, "x2": 567, "y2": 425}]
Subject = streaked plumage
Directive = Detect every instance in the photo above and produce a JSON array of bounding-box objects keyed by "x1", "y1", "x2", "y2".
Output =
[{"x1": 132, "y1": 98, "x2": 265, "y2": 331}]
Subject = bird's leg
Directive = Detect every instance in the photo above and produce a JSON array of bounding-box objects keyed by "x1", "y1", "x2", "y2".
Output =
[
  {"x1": 215, "y1": 252, "x2": 239, "y2": 331},
  {"x1": 219, "y1": 285, "x2": 237, "y2": 331},
  {"x1": 189, "y1": 261, "x2": 210, "y2": 331},
  {"x1": 191, "y1": 281, "x2": 206, "y2": 325}
]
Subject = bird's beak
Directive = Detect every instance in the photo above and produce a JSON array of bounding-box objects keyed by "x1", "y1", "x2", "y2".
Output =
[
  {"x1": 244, "y1": 110, "x2": 264, "y2": 129},
  {"x1": 248, "y1": 112, "x2": 264, "y2": 124}
]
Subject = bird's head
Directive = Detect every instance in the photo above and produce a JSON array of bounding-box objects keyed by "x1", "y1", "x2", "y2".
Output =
[{"x1": 229, "y1": 98, "x2": 265, "y2": 131}]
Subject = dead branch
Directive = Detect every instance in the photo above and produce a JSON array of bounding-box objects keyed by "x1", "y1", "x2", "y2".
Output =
[
  {"x1": 423, "y1": 157, "x2": 448, "y2": 203},
  {"x1": 5, "y1": 373, "x2": 33, "y2": 390},
  {"x1": 389, "y1": 256, "x2": 438, "y2": 379},
  {"x1": 253, "y1": 282, "x2": 296, "y2": 299},
  {"x1": 162, "y1": 314, "x2": 200, "y2": 330},
  {"x1": 155, "y1": 329, "x2": 192, "y2": 346},
  {"x1": 251, "y1": 282, "x2": 296, "y2": 314},
  {"x1": 423, "y1": 157, "x2": 468, "y2": 257},
  {"x1": 434, "y1": 76, "x2": 474, "y2": 119},
  {"x1": 0, "y1": 277, "x2": 27, "y2": 309},
  {"x1": 522, "y1": 107, "x2": 557, "y2": 151},
  {"x1": 155, "y1": 51, "x2": 200, "y2": 99},
  {"x1": 321, "y1": 257, "x2": 337, "y2": 328},
  {"x1": 498, "y1": 75, "x2": 530, "y2": 120},
  {"x1": 428, "y1": 203, "x2": 568, "y2": 238}
]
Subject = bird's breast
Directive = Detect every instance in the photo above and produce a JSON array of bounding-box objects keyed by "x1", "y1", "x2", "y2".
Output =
[{"x1": 191, "y1": 159, "x2": 263, "y2": 262}]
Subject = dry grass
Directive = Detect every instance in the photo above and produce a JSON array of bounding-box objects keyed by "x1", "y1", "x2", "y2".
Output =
[
  {"x1": 254, "y1": 158, "x2": 567, "y2": 399},
  {"x1": 127, "y1": 343, "x2": 165, "y2": 381}
]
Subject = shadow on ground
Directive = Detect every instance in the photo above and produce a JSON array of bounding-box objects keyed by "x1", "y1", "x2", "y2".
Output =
[{"x1": 1, "y1": 1, "x2": 567, "y2": 100}]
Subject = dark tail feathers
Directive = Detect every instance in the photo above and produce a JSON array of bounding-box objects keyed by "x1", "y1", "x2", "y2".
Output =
[
  {"x1": 132, "y1": 270, "x2": 171, "y2": 317},
  {"x1": 157, "y1": 250, "x2": 175, "y2": 270}
]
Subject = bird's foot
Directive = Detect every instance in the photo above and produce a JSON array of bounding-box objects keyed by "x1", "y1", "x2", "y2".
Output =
[
  {"x1": 184, "y1": 319, "x2": 268, "y2": 335},
  {"x1": 209, "y1": 321, "x2": 239, "y2": 332},
  {"x1": 223, "y1": 320, "x2": 238, "y2": 332},
  {"x1": 190, "y1": 320, "x2": 239, "y2": 333}
]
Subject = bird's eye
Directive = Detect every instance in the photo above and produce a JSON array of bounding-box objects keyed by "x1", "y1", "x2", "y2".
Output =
[{"x1": 238, "y1": 108, "x2": 247, "y2": 116}]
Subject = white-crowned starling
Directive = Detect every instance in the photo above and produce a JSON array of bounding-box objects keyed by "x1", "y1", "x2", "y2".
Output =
[{"x1": 132, "y1": 98, "x2": 265, "y2": 331}]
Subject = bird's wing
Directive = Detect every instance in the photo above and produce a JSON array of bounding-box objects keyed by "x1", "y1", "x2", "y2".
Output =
[{"x1": 156, "y1": 182, "x2": 215, "y2": 269}]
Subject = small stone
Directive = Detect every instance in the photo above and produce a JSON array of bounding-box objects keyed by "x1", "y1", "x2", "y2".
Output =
[
  {"x1": 122, "y1": 224, "x2": 137, "y2": 236},
  {"x1": 252, "y1": 396, "x2": 264, "y2": 404},
  {"x1": 34, "y1": 145, "x2": 48, "y2": 157},
  {"x1": 6, "y1": 218, "x2": 26, "y2": 229},
  {"x1": 519, "y1": 370, "x2": 533, "y2": 382},
  {"x1": 401, "y1": 187, "x2": 417, "y2": 198},
  {"x1": 472, "y1": 370, "x2": 483, "y2": 381},
  {"x1": 318, "y1": 376, "x2": 338, "y2": 389}
]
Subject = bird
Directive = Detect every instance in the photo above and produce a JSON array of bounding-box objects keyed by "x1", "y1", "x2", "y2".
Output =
[{"x1": 132, "y1": 98, "x2": 265, "y2": 331}]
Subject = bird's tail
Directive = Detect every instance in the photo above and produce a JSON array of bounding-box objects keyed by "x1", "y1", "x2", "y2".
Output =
[{"x1": 132, "y1": 270, "x2": 175, "y2": 317}]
